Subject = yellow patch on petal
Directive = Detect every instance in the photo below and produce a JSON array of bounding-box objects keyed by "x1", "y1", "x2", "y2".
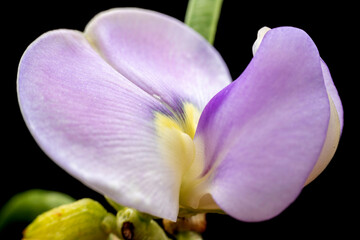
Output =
[
  {"x1": 154, "y1": 103, "x2": 220, "y2": 212},
  {"x1": 154, "y1": 103, "x2": 200, "y2": 171},
  {"x1": 155, "y1": 102, "x2": 200, "y2": 140},
  {"x1": 182, "y1": 103, "x2": 201, "y2": 139},
  {"x1": 154, "y1": 103, "x2": 209, "y2": 208}
]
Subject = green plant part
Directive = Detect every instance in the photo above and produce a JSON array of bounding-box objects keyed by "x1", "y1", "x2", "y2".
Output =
[
  {"x1": 0, "y1": 189, "x2": 75, "y2": 231},
  {"x1": 116, "y1": 208, "x2": 169, "y2": 240},
  {"x1": 23, "y1": 198, "x2": 118, "y2": 240},
  {"x1": 185, "y1": 0, "x2": 223, "y2": 44}
]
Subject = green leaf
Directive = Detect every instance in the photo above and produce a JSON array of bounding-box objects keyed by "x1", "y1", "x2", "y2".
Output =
[
  {"x1": 185, "y1": 0, "x2": 223, "y2": 44},
  {"x1": 0, "y1": 189, "x2": 75, "y2": 231}
]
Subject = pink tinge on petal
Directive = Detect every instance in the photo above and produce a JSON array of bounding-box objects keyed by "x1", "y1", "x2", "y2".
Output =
[{"x1": 195, "y1": 27, "x2": 330, "y2": 221}]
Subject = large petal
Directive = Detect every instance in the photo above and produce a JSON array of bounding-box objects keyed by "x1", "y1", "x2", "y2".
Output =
[
  {"x1": 84, "y1": 8, "x2": 231, "y2": 111},
  {"x1": 194, "y1": 27, "x2": 330, "y2": 221},
  {"x1": 251, "y1": 27, "x2": 343, "y2": 186},
  {"x1": 17, "y1": 30, "x2": 182, "y2": 221}
]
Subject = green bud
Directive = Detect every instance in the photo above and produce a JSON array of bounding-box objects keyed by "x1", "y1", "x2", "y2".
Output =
[
  {"x1": 116, "y1": 208, "x2": 169, "y2": 240},
  {"x1": 23, "y1": 198, "x2": 117, "y2": 240}
]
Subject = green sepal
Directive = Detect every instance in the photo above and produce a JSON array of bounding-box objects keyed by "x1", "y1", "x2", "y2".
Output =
[
  {"x1": 185, "y1": 0, "x2": 223, "y2": 44},
  {"x1": 0, "y1": 189, "x2": 75, "y2": 231},
  {"x1": 23, "y1": 198, "x2": 117, "y2": 240}
]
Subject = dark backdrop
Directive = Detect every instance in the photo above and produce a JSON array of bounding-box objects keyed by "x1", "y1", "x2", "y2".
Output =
[{"x1": 2, "y1": 1, "x2": 356, "y2": 239}]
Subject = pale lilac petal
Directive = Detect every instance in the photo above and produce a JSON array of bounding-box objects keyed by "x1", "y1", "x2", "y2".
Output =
[
  {"x1": 17, "y1": 30, "x2": 182, "y2": 221},
  {"x1": 195, "y1": 27, "x2": 330, "y2": 221},
  {"x1": 84, "y1": 8, "x2": 231, "y2": 111}
]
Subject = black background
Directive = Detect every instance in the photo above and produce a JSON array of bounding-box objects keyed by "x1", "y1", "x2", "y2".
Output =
[{"x1": 1, "y1": 1, "x2": 357, "y2": 239}]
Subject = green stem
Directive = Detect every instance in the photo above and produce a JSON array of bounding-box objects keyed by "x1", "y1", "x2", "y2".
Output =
[{"x1": 185, "y1": 0, "x2": 223, "y2": 44}]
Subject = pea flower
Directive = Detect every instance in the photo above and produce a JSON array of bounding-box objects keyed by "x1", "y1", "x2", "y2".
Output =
[{"x1": 17, "y1": 8, "x2": 343, "y2": 222}]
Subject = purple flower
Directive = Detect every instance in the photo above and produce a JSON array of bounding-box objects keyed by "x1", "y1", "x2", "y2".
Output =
[{"x1": 17, "y1": 9, "x2": 343, "y2": 222}]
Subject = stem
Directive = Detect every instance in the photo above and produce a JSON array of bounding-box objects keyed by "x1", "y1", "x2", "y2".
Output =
[{"x1": 185, "y1": 0, "x2": 224, "y2": 44}]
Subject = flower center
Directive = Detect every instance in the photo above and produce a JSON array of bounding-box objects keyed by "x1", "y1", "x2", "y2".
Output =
[
  {"x1": 154, "y1": 103, "x2": 206, "y2": 206},
  {"x1": 155, "y1": 103, "x2": 200, "y2": 140},
  {"x1": 154, "y1": 103, "x2": 221, "y2": 213}
]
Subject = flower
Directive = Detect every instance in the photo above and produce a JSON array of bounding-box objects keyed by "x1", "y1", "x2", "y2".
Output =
[{"x1": 17, "y1": 8, "x2": 343, "y2": 222}]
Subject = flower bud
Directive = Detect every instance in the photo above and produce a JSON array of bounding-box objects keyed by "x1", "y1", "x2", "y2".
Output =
[
  {"x1": 116, "y1": 208, "x2": 168, "y2": 240},
  {"x1": 23, "y1": 198, "x2": 116, "y2": 240}
]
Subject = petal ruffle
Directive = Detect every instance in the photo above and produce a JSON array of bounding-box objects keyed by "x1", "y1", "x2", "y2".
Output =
[
  {"x1": 194, "y1": 27, "x2": 330, "y2": 221},
  {"x1": 17, "y1": 30, "x2": 183, "y2": 220},
  {"x1": 84, "y1": 8, "x2": 231, "y2": 111}
]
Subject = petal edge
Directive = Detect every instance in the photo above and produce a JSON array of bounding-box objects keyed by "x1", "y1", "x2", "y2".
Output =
[{"x1": 195, "y1": 27, "x2": 330, "y2": 221}]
